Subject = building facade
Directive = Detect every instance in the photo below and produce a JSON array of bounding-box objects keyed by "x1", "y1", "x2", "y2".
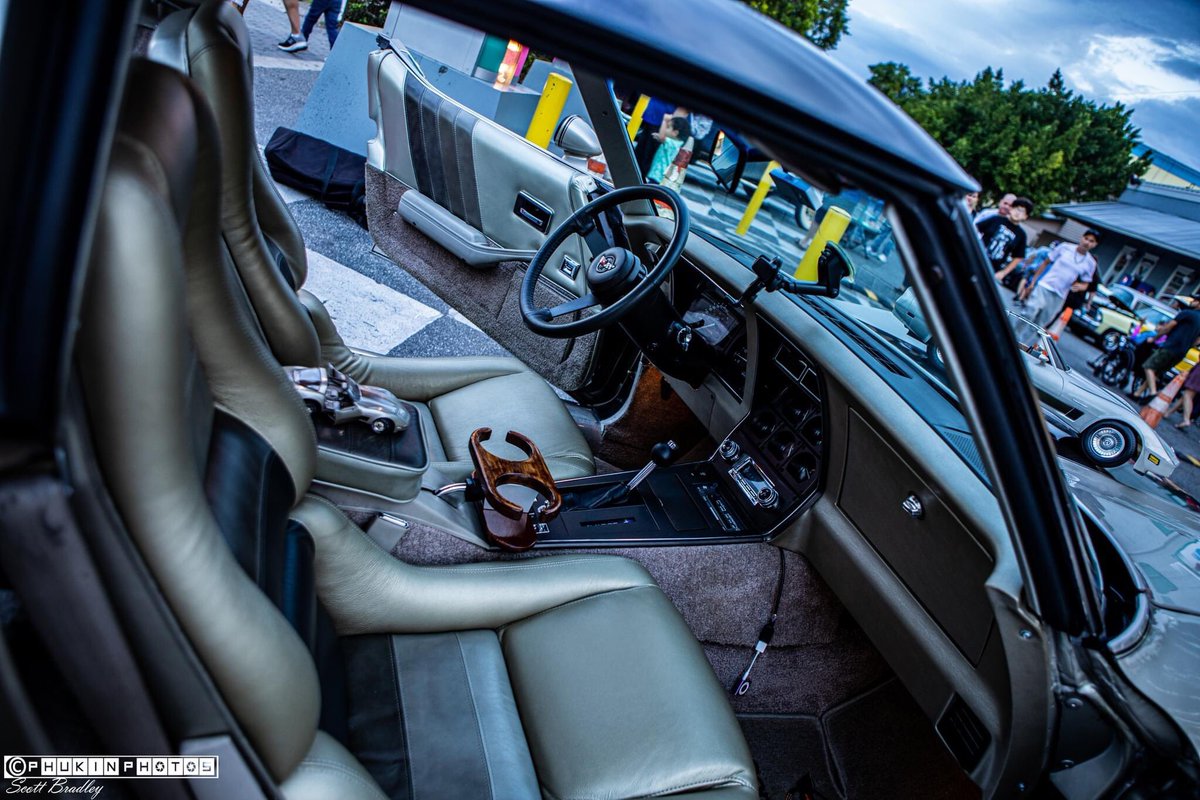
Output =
[{"x1": 1052, "y1": 181, "x2": 1200, "y2": 298}]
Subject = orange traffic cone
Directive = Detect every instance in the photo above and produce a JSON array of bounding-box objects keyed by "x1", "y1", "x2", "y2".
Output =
[
  {"x1": 1140, "y1": 372, "x2": 1187, "y2": 428},
  {"x1": 1048, "y1": 307, "x2": 1072, "y2": 340}
]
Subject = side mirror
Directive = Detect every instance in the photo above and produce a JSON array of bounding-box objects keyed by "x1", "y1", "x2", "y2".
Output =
[
  {"x1": 553, "y1": 115, "x2": 602, "y2": 158},
  {"x1": 709, "y1": 130, "x2": 747, "y2": 194}
]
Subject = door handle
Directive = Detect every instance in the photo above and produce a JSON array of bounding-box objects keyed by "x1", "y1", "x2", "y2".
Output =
[{"x1": 514, "y1": 191, "x2": 554, "y2": 234}]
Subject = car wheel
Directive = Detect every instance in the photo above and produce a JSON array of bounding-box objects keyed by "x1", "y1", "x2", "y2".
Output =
[
  {"x1": 1098, "y1": 357, "x2": 1130, "y2": 389},
  {"x1": 1080, "y1": 420, "x2": 1137, "y2": 467},
  {"x1": 371, "y1": 418, "x2": 394, "y2": 435},
  {"x1": 1101, "y1": 330, "x2": 1124, "y2": 352},
  {"x1": 303, "y1": 400, "x2": 321, "y2": 417}
]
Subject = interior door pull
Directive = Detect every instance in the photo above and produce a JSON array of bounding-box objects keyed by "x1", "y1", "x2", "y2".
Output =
[{"x1": 514, "y1": 191, "x2": 554, "y2": 234}]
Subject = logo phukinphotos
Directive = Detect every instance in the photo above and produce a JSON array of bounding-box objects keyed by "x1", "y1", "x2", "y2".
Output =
[{"x1": 4, "y1": 754, "x2": 218, "y2": 779}]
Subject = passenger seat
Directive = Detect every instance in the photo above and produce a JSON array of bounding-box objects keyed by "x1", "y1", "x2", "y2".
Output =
[
  {"x1": 148, "y1": 0, "x2": 595, "y2": 482},
  {"x1": 75, "y1": 58, "x2": 757, "y2": 800}
]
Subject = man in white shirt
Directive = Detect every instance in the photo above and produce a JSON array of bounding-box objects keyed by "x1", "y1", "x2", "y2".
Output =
[{"x1": 1004, "y1": 230, "x2": 1100, "y2": 331}]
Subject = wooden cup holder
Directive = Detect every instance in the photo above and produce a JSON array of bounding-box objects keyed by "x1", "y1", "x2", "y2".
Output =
[{"x1": 468, "y1": 428, "x2": 562, "y2": 551}]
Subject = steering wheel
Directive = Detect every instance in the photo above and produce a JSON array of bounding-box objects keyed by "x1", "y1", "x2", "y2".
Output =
[{"x1": 520, "y1": 184, "x2": 690, "y2": 339}]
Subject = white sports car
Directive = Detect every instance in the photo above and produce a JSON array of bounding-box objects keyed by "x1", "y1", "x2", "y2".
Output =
[{"x1": 1010, "y1": 314, "x2": 1177, "y2": 477}]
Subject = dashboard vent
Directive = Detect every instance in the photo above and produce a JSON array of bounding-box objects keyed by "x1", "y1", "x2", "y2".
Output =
[
  {"x1": 936, "y1": 695, "x2": 990, "y2": 771},
  {"x1": 941, "y1": 429, "x2": 988, "y2": 478},
  {"x1": 806, "y1": 302, "x2": 907, "y2": 377}
]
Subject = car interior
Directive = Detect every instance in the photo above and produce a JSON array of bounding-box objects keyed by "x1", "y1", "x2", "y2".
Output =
[{"x1": 2, "y1": 2, "x2": 1081, "y2": 799}]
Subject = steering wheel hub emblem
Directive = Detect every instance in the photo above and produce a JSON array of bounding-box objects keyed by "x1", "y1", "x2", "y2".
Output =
[{"x1": 596, "y1": 252, "x2": 618, "y2": 273}]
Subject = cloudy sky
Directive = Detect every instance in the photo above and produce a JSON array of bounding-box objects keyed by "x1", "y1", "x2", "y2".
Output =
[{"x1": 830, "y1": 0, "x2": 1200, "y2": 171}]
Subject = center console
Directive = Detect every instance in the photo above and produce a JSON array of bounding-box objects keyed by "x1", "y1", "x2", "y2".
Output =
[
  {"x1": 529, "y1": 320, "x2": 825, "y2": 547},
  {"x1": 310, "y1": 403, "x2": 430, "y2": 506}
]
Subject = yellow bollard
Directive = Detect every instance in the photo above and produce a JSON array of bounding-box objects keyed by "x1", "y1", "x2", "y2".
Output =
[
  {"x1": 626, "y1": 95, "x2": 650, "y2": 141},
  {"x1": 795, "y1": 207, "x2": 851, "y2": 280},
  {"x1": 735, "y1": 160, "x2": 780, "y2": 236},
  {"x1": 525, "y1": 73, "x2": 573, "y2": 149}
]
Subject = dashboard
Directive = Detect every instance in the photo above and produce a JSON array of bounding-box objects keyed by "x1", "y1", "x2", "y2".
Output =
[{"x1": 671, "y1": 262, "x2": 825, "y2": 536}]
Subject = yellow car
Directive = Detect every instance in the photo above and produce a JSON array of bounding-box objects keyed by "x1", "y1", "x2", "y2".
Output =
[{"x1": 1071, "y1": 285, "x2": 1198, "y2": 371}]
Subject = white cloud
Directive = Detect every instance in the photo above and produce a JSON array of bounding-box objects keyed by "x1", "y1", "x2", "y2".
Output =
[{"x1": 1065, "y1": 35, "x2": 1200, "y2": 103}]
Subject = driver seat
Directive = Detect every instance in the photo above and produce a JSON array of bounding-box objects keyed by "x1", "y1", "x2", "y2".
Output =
[
  {"x1": 148, "y1": 1, "x2": 595, "y2": 482},
  {"x1": 76, "y1": 57, "x2": 757, "y2": 800}
]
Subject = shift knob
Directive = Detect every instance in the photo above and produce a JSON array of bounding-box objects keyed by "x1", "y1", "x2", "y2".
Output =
[{"x1": 651, "y1": 440, "x2": 679, "y2": 467}]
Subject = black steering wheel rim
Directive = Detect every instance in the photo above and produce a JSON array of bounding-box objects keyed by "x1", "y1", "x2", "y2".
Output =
[{"x1": 520, "y1": 184, "x2": 689, "y2": 339}]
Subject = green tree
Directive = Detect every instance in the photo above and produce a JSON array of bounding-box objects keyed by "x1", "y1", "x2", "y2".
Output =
[
  {"x1": 868, "y1": 63, "x2": 1149, "y2": 209},
  {"x1": 745, "y1": 0, "x2": 849, "y2": 50}
]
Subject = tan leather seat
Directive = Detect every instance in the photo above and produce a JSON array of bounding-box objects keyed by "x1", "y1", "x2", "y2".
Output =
[
  {"x1": 75, "y1": 58, "x2": 756, "y2": 800},
  {"x1": 148, "y1": 0, "x2": 594, "y2": 481}
]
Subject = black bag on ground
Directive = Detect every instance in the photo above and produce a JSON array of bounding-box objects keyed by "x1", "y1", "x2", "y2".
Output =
[{"x1": 265, "y1": 127, "x2": 367, "y2": 227}]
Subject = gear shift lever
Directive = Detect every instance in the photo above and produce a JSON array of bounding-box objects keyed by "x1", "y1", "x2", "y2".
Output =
[{"x1": 586, "y1": 440, "x2": 678, "y2": 509}]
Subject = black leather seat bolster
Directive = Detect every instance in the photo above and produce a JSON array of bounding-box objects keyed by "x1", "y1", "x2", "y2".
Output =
[{"x1": 343, "y1": 632, "x2": 541, "y2": 800}]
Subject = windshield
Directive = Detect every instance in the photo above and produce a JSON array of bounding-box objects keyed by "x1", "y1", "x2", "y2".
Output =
[{"x1": 619, "y1": 92, "x2": 985, "y2": 477}]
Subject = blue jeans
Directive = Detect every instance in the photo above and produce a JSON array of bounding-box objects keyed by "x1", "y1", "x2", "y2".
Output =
[{"x1": 301, "y1": 0, "x2": 342, "y2": 47}]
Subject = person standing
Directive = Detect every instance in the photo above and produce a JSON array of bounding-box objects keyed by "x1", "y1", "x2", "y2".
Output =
[
  {"x1": 646, "y1": 114, "x2": 691, "y2": 185},
  {"x1": 633, "y1": 98, "x2": 679, "y2": 180},
  {"x1": 277, "y1": 0, "x2": 306, "y2": 52},
  {"x1": 1170, "y1": 364, "x2": 1200, "y2": 429},
  {"x1": 975, "y1": 192, "x2": 1016, "y2": 224},
  {"x1": 1138, "y1": 296, "x2": 1200, "y2": 399},
  {"x1": 977, "y1": 197, "x2": 1032, "y2": 274},
  {"x1": 1007, "y1": 230, "x2": 1099, "y2": 330},
  {"x1": 301, "y1": 0, "x2": 343, "y2": 48}
]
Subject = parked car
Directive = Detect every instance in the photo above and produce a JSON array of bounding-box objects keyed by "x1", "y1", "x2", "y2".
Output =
[
  {"x1": 287, "y1": 365, "x2": 411, "y2": 434},
  {"x1": 1010, "y1": 313, "x2": 1177, "y2": 476},
  {"x1": 1072, "y1": 285, "x2": 1199, "y2": 369},
  {"x1": 1071, "y1": 284, "x2": 1171, "y2": 346},
  {"x1": 5, "y1": 2, "x2": 1200, "y2": 799}
]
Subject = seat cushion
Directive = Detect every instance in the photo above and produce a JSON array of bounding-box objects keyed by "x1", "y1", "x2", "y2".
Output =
[
  {"x1": 429, "y1": 370, "x2": 595, "y2": 480},
  {"x1": 501, "y1": 585, "x2": 758, "y2": 800},
  {"x1": 344, "y1": 631, "x2": 541, "y2": 799},
  {"x1": 341, "y1": 589, "x2": 758, "y2": 800}
]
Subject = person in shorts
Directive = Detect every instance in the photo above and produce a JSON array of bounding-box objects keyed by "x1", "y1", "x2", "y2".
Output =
[{"x1": 1139, "y1": 296, "x2": 1200, "y2": 398}]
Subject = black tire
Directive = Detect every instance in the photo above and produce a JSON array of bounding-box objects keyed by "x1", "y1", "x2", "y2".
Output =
[
  {"x1": 1097, "y1": 355, "x2": 1131, "y2": 389},
  {"x1": 1080, "y1": 420, "x2": 1137, "y2": 467},
  {"x1": 1100, "y1": 329, "x2": 1124, "y2": 353},
  {"x1": 370, "y1": 418, "x2": 394, "y2": 435},
  {"x1": 303, "y1": 400, "x2": 322, "y2": 417}
]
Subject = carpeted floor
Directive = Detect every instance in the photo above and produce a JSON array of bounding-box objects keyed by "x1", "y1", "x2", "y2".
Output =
[{"x1": 384, "y1": 521, "x2": 976, "y2": 798}]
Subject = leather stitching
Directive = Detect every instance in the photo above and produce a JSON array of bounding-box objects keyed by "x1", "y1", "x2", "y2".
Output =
[
  {"x1": 540, "y1": 772, "x2": 754, "y2": 800},
  {"x1": 498, "y1": 584, "x2": 657, "y2": 631},
  {"x1": 454, "y1": 633, "x2": 495, "y2": 800},
  {"x1": 389, "y1": 636, "x2": 417, "y2": 800},
  {"x1": 414, "y1": 557, "x2": 629, "y2": 574}
]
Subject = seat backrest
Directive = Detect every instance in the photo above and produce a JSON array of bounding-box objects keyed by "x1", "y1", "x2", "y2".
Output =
[
  {"x1": 151, "y1": 0, "x2": 321, "y2": 368},
  {"x1": 76, "y1": 57, "x2": 320, "y2": 784}
]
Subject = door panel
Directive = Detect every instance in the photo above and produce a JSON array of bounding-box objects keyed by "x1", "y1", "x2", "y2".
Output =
[{"x1": 366, "y1": 46, "x2": 604, "y2": 390}]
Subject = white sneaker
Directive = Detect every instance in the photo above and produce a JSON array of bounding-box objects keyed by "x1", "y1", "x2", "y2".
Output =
[{"x1": 277, "y1": 33, "x2": 307, "y2": 52}]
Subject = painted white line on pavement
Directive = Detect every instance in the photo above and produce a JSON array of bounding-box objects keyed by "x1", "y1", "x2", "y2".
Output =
[
  {"x1": 303, "y1": 248, "x2": 442, "y2": 354},
  {"x1": 255, "y1": 55, "x2": 326, "y2": 71},
  {"x1": 448, "y1": 309, "x2": 481, "y2": 331}
]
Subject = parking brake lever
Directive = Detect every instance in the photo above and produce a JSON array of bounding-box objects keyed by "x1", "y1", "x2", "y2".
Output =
[{"x1": 585, "y1": 440, "x2": 678, "y2": 509}]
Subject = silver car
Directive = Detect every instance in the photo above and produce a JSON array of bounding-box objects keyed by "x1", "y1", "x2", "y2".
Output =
[
  {"x1": 286, "y1": 365, "x2": 411, "y2": 435},
  {"x1": 1011, "y1": 314, "x2": 1177, "y2": 477}
]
